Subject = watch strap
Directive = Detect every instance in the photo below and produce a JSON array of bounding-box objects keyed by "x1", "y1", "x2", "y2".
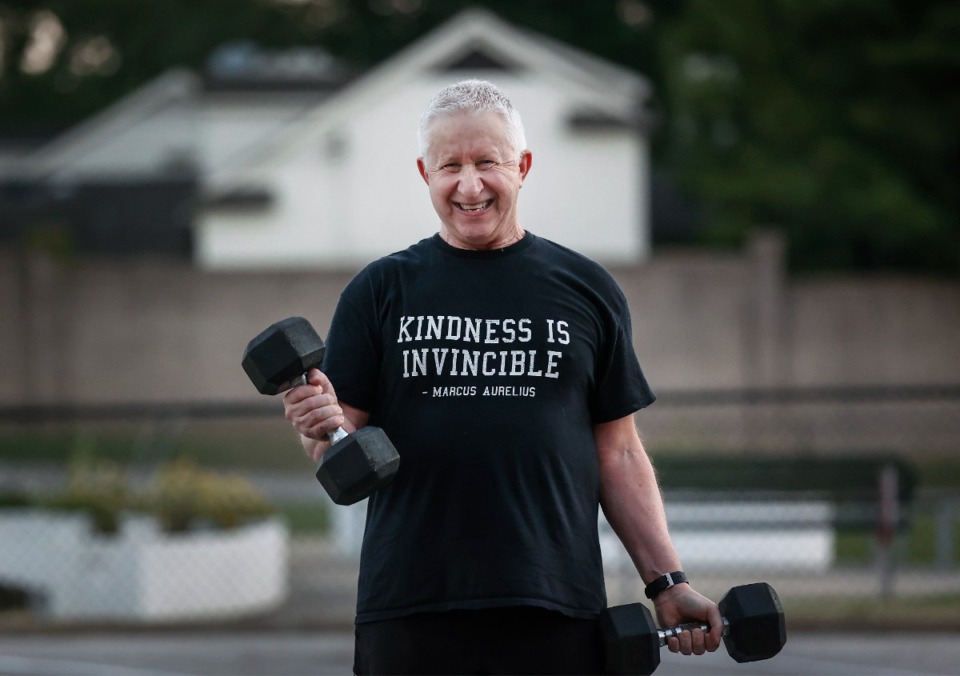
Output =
[{"x1": 644, "y1": 570, "x2": 688, "y2": 600}]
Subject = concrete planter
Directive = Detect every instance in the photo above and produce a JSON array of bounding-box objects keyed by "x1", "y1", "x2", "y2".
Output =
[
  {"x1": 600, "y1": 500, "x2": 836, "y2": 573},
  {"x1": 0, "y1": 509, "x2": 288, "y2": 621}
]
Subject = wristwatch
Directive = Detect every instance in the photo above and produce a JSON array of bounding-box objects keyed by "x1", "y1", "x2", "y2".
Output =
[{"x1": 644, "y1": 571, "x2": 688, "y2": 600}]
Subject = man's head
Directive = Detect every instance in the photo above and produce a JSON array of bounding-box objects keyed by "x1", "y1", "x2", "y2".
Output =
[{"x1": 417, "y1": 80, "x2": 532, "y2": 251}]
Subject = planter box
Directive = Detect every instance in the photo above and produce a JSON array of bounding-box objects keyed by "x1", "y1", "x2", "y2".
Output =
[
  {"x1": 600, "y1": 500, "x2": 836, "y2": 572},
  {"x1": 0, "y1": 510, "x2": 288, "y2": 621}
]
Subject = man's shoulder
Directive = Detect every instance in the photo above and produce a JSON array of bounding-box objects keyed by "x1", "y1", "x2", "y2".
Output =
[
  {"x1": 530, "y1": 234, "x2": 619, "y2": 284},
  {"x1": 355, "y1": 236, "x2": 437, "y2": 277}
]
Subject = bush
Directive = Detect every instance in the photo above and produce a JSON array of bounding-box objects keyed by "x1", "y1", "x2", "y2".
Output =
[
  {"x1": 144, "y1": 458, "x2": 275, "y2": 533},
  {"x1": 37, "y1": 457, "x2": 275, "y2": 534},
  {"x1": 43, "y1": 458, "x2": 129, "y2": 533}
]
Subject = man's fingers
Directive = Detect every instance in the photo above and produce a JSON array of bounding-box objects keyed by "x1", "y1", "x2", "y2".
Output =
[{"x1": 667, "y1": 628, "x2": 706, "y2": 656}]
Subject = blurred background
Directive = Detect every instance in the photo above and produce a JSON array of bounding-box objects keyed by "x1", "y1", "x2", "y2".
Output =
[{"x1": 0, "y1": 0, "x2": 958, "y2": 639}]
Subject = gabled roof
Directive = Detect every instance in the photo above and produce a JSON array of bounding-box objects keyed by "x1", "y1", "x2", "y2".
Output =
[
  {"x1": 17, "y1": 70, "x2": 200, "y2": 181},
  {"x1": 210, "y1": 7, "x2": 653, "y2": 184}
]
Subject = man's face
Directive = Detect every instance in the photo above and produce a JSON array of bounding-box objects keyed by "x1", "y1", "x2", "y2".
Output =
[{"x1": 417, "y1": 111, "x2": 532, "y2": 250}]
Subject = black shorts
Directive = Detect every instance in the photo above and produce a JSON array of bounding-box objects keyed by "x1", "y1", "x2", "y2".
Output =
[{"x1": 354, "y1": 606, "x2": 604, "y2": 675}]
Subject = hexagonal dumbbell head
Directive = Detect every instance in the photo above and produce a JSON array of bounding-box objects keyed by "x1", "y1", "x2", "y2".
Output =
[
  {"x1": 318, "y1": 427, "x2": 401, "y2": 506},
  {"x1": 242, "y1": 316, "x2": 401, "y2": 506},
  {"x1": 718, "y1": 582, "x2": 786, "y2": 663},
  {"x1": 242, "y1": 317, "x2": 326, "y2": 395},
  {"x1": 600, "y1": 602, "x2": 661, "y2": 675}
]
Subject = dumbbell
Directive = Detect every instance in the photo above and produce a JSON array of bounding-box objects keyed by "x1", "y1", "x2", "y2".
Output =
[
  {"x1": 241, "y1": 316, "x2": 400, "y2": 506},
  {"x1": 600, "y1": 582, "x2": 786, "y2": 675}
]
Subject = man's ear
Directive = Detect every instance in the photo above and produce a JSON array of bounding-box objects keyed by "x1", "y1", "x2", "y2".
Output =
[
  {"x1": 417, "y1": 157, "x2": 429, "y2": 185},
  {"x1": 518, "y1": 150, "x2": 533, "y2": 184}
]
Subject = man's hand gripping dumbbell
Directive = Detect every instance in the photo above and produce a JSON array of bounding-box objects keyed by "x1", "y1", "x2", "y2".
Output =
[
  {"x1": 242, "y1": 316, "x2": 400, "y2": 505},
  {"x1": 601, "y1": 581, "x2": 786, "y2": 674}
]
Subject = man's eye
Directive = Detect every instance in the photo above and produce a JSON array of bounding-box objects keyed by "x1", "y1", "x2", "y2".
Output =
[
  {"x1": 477, "y1": 160, "x2": 496, "y2": 169},
  {"x1": 442, "y1": 163, "x2": 461, "y2": 172}
]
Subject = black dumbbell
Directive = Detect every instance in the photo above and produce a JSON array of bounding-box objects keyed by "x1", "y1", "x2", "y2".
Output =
[
  {"x1": 600, "y1": 582, "x2": 786, "y2": 675},
  {"x1": 241, "y1": 316, "x2": 400, "y2": 506}
]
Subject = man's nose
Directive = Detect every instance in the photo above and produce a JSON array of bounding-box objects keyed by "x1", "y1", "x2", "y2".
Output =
[{"x1": 457, "y1": 166, "x2": 483, "y2": 196}]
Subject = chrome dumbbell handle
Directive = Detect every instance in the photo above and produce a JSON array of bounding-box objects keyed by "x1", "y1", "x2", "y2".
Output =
[
  {"x1": 293, "y1": 373, "x2": 348, "y2": 444},
  {"x1": 658, "y1": 617, "x2": 730, "y2": 647}
]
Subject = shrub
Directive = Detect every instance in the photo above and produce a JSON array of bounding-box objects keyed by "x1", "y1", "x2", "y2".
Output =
[
  {"x1": 43, "y1": 458, "x2": 129, "y2": 533},
  {"x1": 37, "y1": 457, "x2": 275, "y2": 535},
  {"x1": 143, "y1": 458, "x2": 275, "y2": 533}
]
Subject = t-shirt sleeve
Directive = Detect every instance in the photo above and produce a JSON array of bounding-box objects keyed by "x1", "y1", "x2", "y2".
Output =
[
  {"x1": 321, "y1": 270, "x2": 383, "y2": 413},
  {"x1": 588, "y1": 291, "x2": 656, "y2": 423}
]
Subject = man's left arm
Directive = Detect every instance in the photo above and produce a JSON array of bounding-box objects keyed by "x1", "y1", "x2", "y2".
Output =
[{"x1": 595, "y1": 414, "x2": 723, "y2": 655}]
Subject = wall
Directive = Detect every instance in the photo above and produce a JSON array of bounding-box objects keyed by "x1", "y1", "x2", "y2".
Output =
[{"x1": 1, "y1": 231, "x2": 958, "y2": 428}]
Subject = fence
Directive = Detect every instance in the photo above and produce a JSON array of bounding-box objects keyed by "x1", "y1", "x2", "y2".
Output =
[{"x1": 0, "y1": 385, "x2": 958, "y2": 629}]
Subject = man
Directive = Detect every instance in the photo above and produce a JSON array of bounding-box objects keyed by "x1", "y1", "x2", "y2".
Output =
[{"x1": 283, "y1": 79, "x2": 722, "y2": 674}]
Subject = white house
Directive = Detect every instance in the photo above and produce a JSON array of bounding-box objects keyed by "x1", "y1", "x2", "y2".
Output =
[{"x1": 197, "y1": 8, "x2": 655, "y2": 269}]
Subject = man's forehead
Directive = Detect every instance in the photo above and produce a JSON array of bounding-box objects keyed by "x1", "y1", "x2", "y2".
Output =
[
  {"x1": 432, "y1": 110, "x2": 505, "y2": 133},
  {"x1": 427, "y1": 112, "x2": 514, "y2": 158}
]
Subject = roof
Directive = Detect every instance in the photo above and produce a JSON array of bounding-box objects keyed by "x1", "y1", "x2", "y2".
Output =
[
  {"x1": 16, "y1": 70, "x2": 201, "y2": 181},
  {"x1": 209, "y1": 7, "x2": 654, "y2": 184}
]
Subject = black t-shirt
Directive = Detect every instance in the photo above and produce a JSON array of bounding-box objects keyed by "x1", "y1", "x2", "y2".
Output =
[{"x1": 322, "y1": 232, "x2": 655, "y2": 623}]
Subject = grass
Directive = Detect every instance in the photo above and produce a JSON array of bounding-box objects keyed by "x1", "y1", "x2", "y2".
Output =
[
  {"x1": 276, "y1": 499, "x2": 331, "y2": 535},
  {"x1": 0, "y1": 419, "x2": 307, "y2": 471},
  {"x1": 834, "y1": 510, "x2": 959, "y2": 566},
  {"x1": 785, "y1": 593, "x2": 960, "y2": 631}
]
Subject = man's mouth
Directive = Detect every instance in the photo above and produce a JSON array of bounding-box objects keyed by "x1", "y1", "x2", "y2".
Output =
[{"x1": 456, "y1": 200, "x2": 493, "y2": 212}]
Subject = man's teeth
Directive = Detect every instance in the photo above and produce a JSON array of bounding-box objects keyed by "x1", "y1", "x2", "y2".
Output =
[{"x1": 459, "y1": 200, "x2": 492, "y2": 211}]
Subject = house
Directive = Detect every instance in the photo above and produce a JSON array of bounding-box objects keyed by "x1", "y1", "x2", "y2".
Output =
[
  {"x1": 3, "y1": 8, "x2": 655, "y2": 268},
  {"x1": 198, "y1": 8, "x2": 655, "y2": 269}
]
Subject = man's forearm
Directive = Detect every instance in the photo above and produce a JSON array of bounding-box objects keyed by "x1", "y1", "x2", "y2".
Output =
[{"x1": 598, "y1": 442, "x2": 682, "y2": 583}]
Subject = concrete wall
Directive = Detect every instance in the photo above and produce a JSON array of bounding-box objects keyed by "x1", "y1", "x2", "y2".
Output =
[{"x1": 2, "y1": 230, "x2": 958, "y2": 410}]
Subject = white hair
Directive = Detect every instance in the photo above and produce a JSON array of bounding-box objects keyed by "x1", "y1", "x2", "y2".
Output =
[{"x1": 418, "y1": 79, "x2": 527, "y2": 160}]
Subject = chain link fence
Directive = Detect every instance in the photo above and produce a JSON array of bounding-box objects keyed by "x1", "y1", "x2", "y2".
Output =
[{"x1": 1, "y1": 385, "x2": 958, "y2": 629}]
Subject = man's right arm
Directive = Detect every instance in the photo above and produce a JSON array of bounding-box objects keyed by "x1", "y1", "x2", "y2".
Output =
[{"x1": 283, "y1": 368, "x2": 370, "y2": 463}]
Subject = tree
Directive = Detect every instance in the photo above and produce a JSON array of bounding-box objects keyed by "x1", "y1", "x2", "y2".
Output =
[
  {"x1": 0, "y1": 0, "x2": 328, "y2": 132},
  {"x1": 655, "y1": 0, "x2": 960, "y2": 273}
]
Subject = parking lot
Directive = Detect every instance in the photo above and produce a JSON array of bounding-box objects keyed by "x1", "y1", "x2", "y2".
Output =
[{"x1": 2, "y1": 630, "x2": 960, "y2": 675}]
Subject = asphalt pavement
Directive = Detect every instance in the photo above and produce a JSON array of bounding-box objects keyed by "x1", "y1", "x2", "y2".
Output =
[{"x1": 2, "y1": 631, "x2": 960, "y2": 675}]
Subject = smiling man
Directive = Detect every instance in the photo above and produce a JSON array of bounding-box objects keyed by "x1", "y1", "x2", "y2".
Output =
[{"x1": 282, "y1": 80, "x2": 722, "y2": 675}]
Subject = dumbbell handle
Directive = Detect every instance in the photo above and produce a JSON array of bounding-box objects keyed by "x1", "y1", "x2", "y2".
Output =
[
  {"x1": 658, "y1": 617, "x2": 730, "y2": 647},
  {"x1": 293, "y1": 373, "x2": 348, "y2": 444}
]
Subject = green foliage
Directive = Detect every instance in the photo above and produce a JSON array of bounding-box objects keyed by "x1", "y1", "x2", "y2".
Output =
[
  {"x1": 656, "y1": 0, "x2": 960, "y2": 273},
  {"x1": 0, "y1": 422, "x2": 308, "y2": 470},
  {"x1": 0, "y1": 0, "x2": 306, "y2": 130},
  {"x1": 38, "y1": 456, "x2": 275, "y2": 534},
  {"x1": 652, "y1": 453, "x2": 917, "y2": 503},
  {"x1": 0, "y1": 489, "x2": 30, "y2": 509},
  {"x1": 277, "y1": 499, "x2": 331, "y2": 535},
  {"x1": 43, "y1": 457, "x2": 130, "y2": 533},
  {"x1": 144, "y1": 458, "x2": 275, "y2": 533},
  {"x1": 834, "y1": 508, "x2": 960, "y2": 566}
]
